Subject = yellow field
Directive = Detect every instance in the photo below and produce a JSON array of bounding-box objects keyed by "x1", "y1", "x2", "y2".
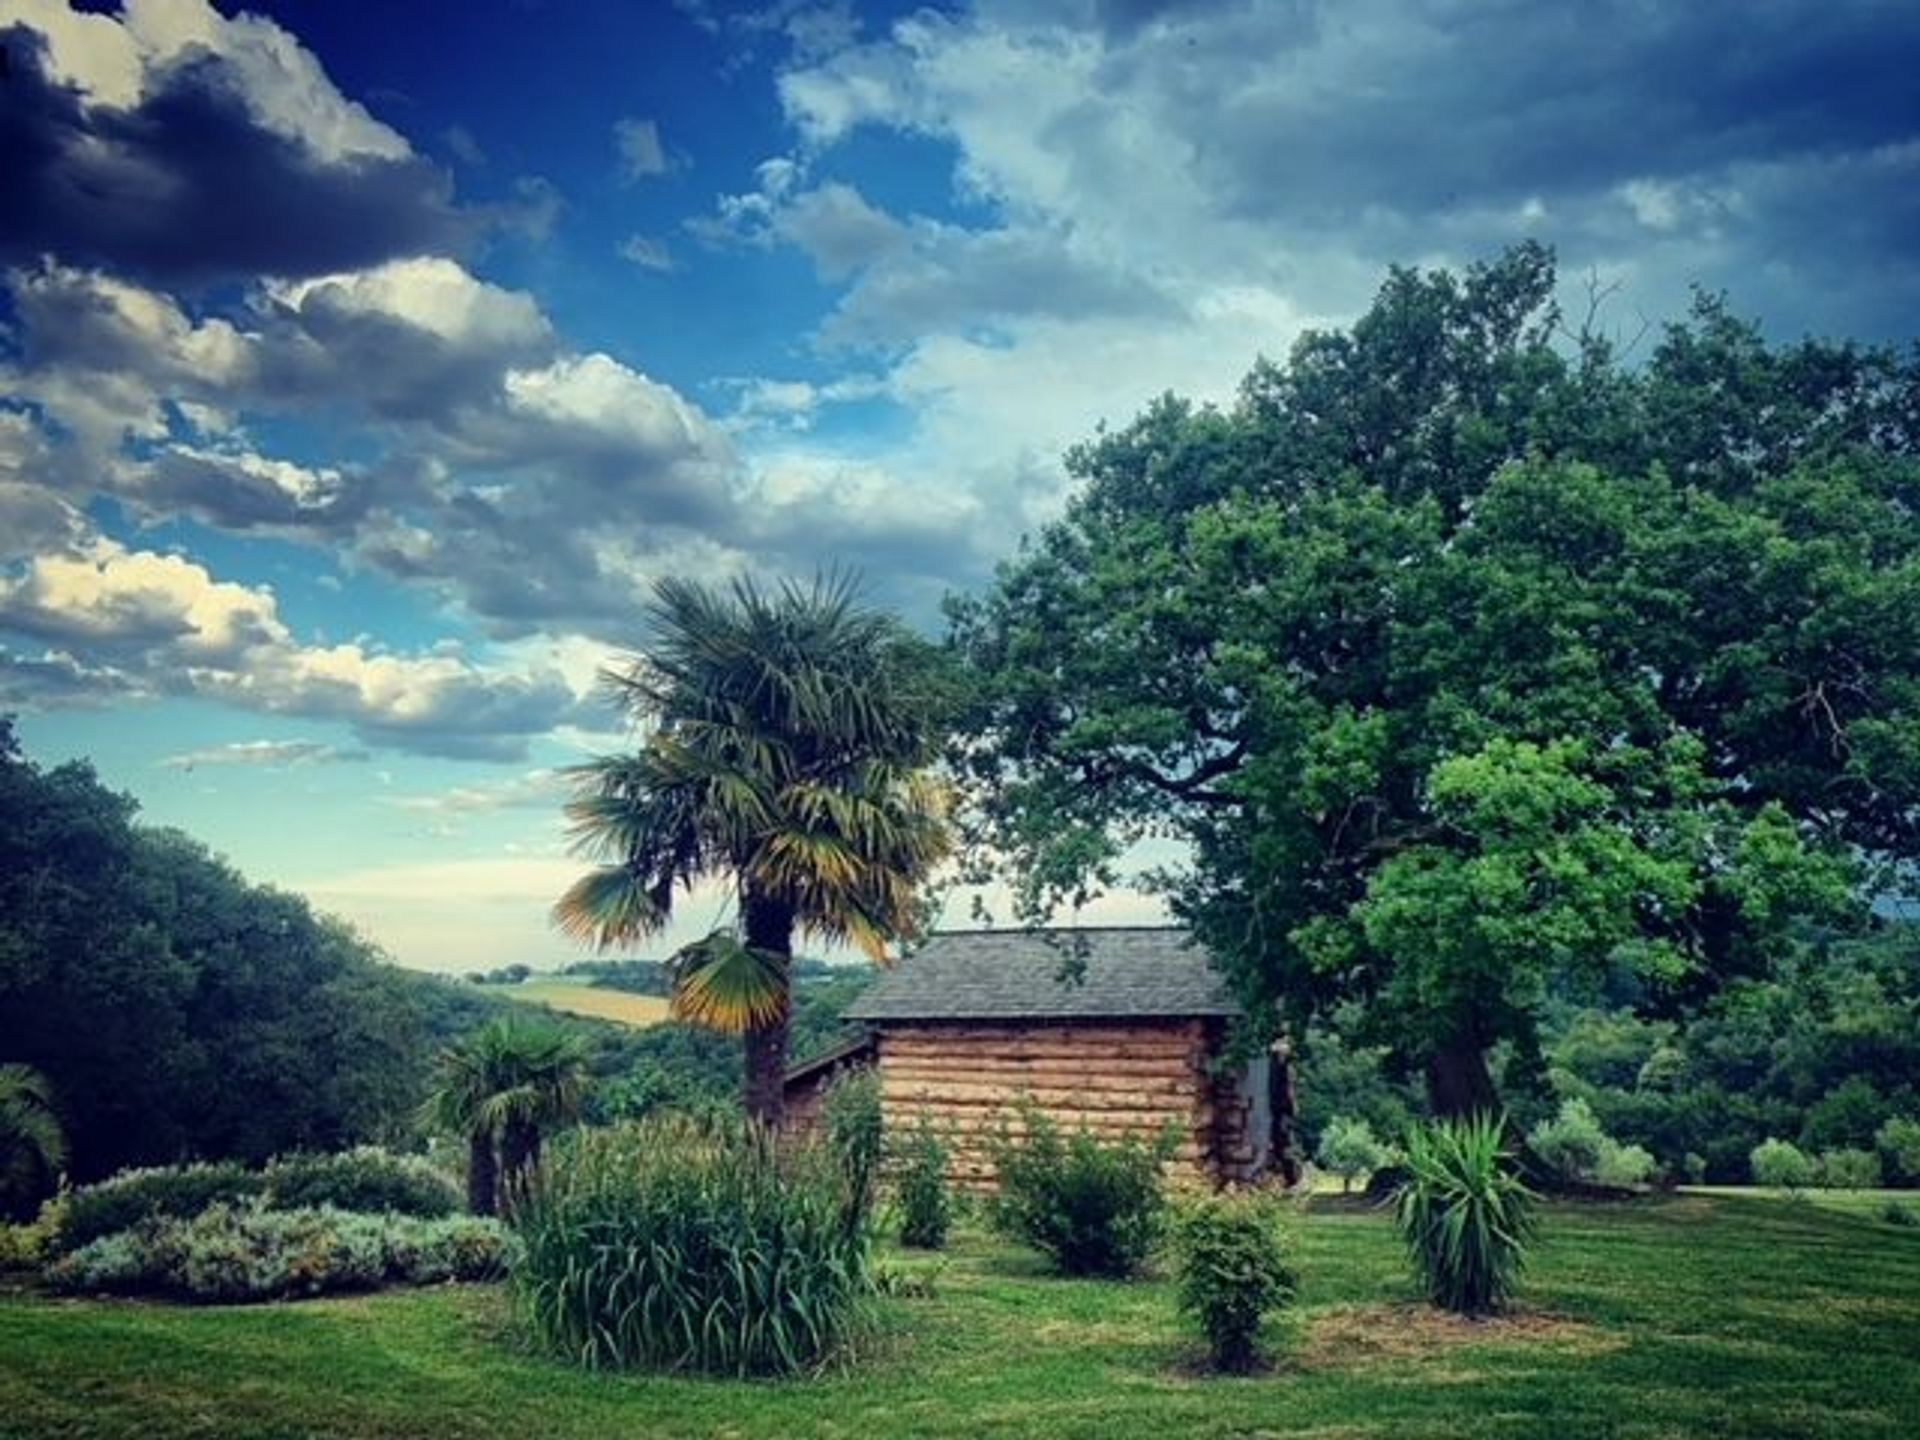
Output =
[{"x1": 492, "y1": 981, "x2": 672, "y2": 1028}]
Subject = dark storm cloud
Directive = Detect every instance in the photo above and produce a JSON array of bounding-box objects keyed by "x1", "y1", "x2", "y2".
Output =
[{"x1": 0, "y1": 27, "x2": 468, "y2": 286}]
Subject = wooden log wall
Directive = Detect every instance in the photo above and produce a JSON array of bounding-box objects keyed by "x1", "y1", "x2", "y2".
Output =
[{"x1": 874, "y1": 1019, "x2": 1225, "y2": 1186}]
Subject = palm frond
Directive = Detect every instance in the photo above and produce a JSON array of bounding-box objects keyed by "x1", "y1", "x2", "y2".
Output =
[
  {"x1": 552, "y1": 865, "x2": 668, "y2": 949},
  {"x1": 669, "y1": 931, "x2": 790, "y2": 1034}
]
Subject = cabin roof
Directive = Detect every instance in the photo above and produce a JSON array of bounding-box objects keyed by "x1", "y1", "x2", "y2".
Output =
[{"x1": 843, "y1": 926, "x2": 1239, "y2": 1023}]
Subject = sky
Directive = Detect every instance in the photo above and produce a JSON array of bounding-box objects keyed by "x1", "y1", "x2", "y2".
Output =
[{"x1": 2, "y1": 0, "x2": 1917, "y2": 974}]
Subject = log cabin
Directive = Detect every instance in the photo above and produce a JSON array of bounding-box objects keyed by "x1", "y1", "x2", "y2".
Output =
[{"x1": 784, "y1": 926, "x2": 1289, "y2": 1187}]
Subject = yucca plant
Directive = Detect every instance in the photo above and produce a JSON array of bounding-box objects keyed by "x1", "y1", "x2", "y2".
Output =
[
  {"x1": 513, "y1": 1116, "x2": 873, "y2": 1376},
  {"x1": 1394, "y1": 1113, "x2": 1536, "y2": 1316},
  {"x1": 553, "y1": 574, "x2": 953, "y2": 1127}
]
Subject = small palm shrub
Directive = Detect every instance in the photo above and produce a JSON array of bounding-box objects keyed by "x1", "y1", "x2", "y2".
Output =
[
  {"x1": 1170, "y1": 1188, "x2": 1298, "y2": 1373},
  {"x1": 895, "y1": 1116, "x2": 951, "y2": 1249},
  {"x1": 57, "y1": 1162, "x2": 264, "y2": 1253},
  {"x1": 44, "y1": 1205, "x2": 515, "y2": 1302},
  {"x1": 1395, "y1": 1114, "x2": 1536, "y2": 1316},
  {"x1": 1817, "y1": 1147, "x2": 1884, "y2": 1190},
  {"x1": 986, "y1": 1104, "x2": 1175, "y2": 1278},
  {"x1": 1750, "y1": 1138, "x2": 1816, "y2": 1192},
  {"x1": 1316, "y1": 1115, "x2": 1394, "y2": 1193},
  {"x1": 263, "y1": 1148, "x2": 461, "y2": 1217},
  {"x1": 1527, "y1": 1098, "x2": 1654, "y2": 1188},
  {"x1": 514, "y1": 1117, "x2": 873, "y2": 1376},
  {"x1": 821, "y1": 1068, "x2": 885, "y2": 1226}
]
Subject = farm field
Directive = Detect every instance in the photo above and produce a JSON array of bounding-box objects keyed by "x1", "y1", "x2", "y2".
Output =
[
  {"x1": 484, "y1": 981, "x2": 671, "y2": 1029},
  {"x1": 4, "y1": 1193, "x2": 1916, "y2": 1440}
]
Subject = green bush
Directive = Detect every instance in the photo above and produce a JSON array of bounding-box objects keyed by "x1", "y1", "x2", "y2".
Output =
[
  {"x1": 1817, "y1": 1148, "x2": 1884, "y2": 1190},
  {"x1": 821, "y1": 1069, "x2": 884, "y2": 1226},
  {"x1": 263, "y1": 1148, "x2": 461, "y2": 1217},
  {"x1": 1876, "y1": 1116, "x2": 1920, "y2": 1183},
  {"x1": 1315, "y1": 1115, "x2": 1394, "y2": 1194},
  {"x1": 513, "y1": 1118, "x2": 873, "y2": 1376},
  {"x1": 44, "y1": 1205, "x2": 515, "y2": 1302},
  {"x1": 1170, "y1": 1188, "x2": 1298, "y2": 1373},
  {"x1": 1882, "y1": 1199, "x2": 1919, "y2": 1228},
  {"x1": 1395, "y1": 1114, "x2": 1537, "y2": 1316},
  {"x1": 57, "y1": 1162, "x2": 264, "y2": 1253},
  {"x1": 1750, "y1": 1138, "x2": 1817, "y2": 1191},
  {"x1": 986, "y1": 1104, "x2": 1174, "y2": 1278},
  {"x1": 895, "y1": 1116, "x2": 951, "y2": 1250},
  {"x1": 1527, "y1": 1098, "x2": 1654, "y2": 1188}
]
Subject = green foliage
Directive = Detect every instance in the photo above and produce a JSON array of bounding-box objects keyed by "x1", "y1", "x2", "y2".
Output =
[
  {"x1": 0, "y1": 1191, "x2": 63, "y2": 1271},
  {"x1": 1527, "y1": 1099, "x2": 1655, "y2": 1188},
  {"x1": 951, "y1": 248, "x2": 1918, "y2": 1121},
  {"x1": 1883, "y1": 1199, "x2": 1919, "y2": 1228},
  {"x1": 261, "y1": 1148, "x2": 461, "y2": 1218},
  {"x1": 45, "y1": 1204, "x2": 514, "y2": 1302},
  {"x1": 0, "y1": 1063, "x2": 68, "y2": 1220},
  {"x1": 895, "y1": 1115, "x2": 952, "y2": 1249},
  {"x1": 986, "y1": 1105, "x2": 1174, "y2": 1277},
  {"x1": 512, "y1": 1118, "x2": 873, "y2": 1376},
  {"x1": 1878, "y1": 1116, "x2": 1920, "y2": 1182},
  {"x1": 821, "y1": 1068, "x2": 884, "y2": 1222},
  {"x1": 58, "y1": 1162, "x2": 264, "y2": 1253},
  {"x1": 1395, "y1": 1115, "x2": 1536, "y2": 1316},
  {"x1": 1817, "y1": 1148, "x2": 1884, "y2": 1190},
  {"x1": 1750, "y1": 1138, "x2": 1817, "y2": 1192},
  {"x1": 0, "y1": 721, "x2": 513, "y2": 1183},
  {"x1": 1315, "y1": 1114, "x2": 1394, "y2": 1192},
  {"x1": 1169, "y1": 1187, "x2": 1298, "y2": 1373}
]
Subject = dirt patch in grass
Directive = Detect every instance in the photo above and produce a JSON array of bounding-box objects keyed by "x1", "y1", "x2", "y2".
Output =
[{"x1": 1297, "y1": 1302, "x2": 1619, "y2": 1371}]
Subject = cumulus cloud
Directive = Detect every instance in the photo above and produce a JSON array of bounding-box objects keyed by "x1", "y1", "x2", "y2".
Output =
[
  {"x1": 384, "y1": 768, "x2": 570, "y2": 815},
  {"x1": 614, "y1": 116, "x2": 671, "y2": 180},
  {"x1": 160, "y1": 739, "x2": 369, "y2": 770},
  {"x1": 0, "y1": 536, "x2": 580, "y2": 758},
  {"x1": 0, "y1": 0, "x2": 468, "y2": 285}
]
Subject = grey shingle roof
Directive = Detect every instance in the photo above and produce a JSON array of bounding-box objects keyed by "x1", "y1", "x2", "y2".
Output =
[{"x1": 844, "y1": 927, "x2": 1239, "y2": 1022}]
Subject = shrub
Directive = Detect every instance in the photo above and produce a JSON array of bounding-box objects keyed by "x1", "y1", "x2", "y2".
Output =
[
  {"x1": 986, "y1": 1103, "x2": 1175, "y2": 1278},
  {"x1": 43, "y1": 1205, "x2": 516, "y2": 1302},
  {"x1": 895, "y1": 1116, "x2": 951, "y2": 1250},
  {"x1": 1395, "y1": 1114, "x2": 1536, "y2": 1316},
  {"x1": 1527, "y1": 1098, "x2": 1654, "y2": 1188},
  {"x1": 1315, "y1": 1115, "x2": 1393, "y2": 1194},
  {"x1": 1876, "y1": 1116, "x2": 1920, "y2": 1183},
  {"x1": 1170, "y1": 1188, "x2": 1298, "y2": 1373},
  {"x1": 1817, "y1": 1148, "x2": 1884, "y2": 1190},
  {"x1": 821, "y1": 1069, "x2": 885, "y2": 1226},
  {"x1": 0, "y1": 1191, "x2": 65, "y2": 1271},
  {"x1": 57, "y1": 1162, "x2": 263, "y2": 1253},
  {"x1": 263, "y1": 1148, "x2": 461, "y2": 1218},
  {"x1": 1750, "y1": 1138, "x2": 1816, "y2": 1192},
  {"x1": 514, "y1": 1118, "x2": 873, "y2": 1376},
  {"x1": 1882, "y1": 1200, "x2": 1919, "y2": 1228}
]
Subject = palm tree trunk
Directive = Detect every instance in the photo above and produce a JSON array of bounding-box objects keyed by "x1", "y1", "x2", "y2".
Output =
[
  {"x1": 500, "y1": 1121, "x2": 535, "y2": 1212},
  {"x1": 742, "y1": 893, "x2": 795, "y2": 1128},
  {"x1": 466, "y1": 1131, "x2": 498, "y2": 1217}
]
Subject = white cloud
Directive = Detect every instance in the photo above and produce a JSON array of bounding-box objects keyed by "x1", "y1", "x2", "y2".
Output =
[
  {"x1": 272, "y1": 257, "x2": 553, "y2": 352},
  {"x1": 618, "y1": 234, "x2": 676, "y2": 272},
  {"x1": 160, "y1": 739, "x2": 366, "y2": 770},
  {"x1": 614, "y1": 116, "x2": 670, "y2": 180}
]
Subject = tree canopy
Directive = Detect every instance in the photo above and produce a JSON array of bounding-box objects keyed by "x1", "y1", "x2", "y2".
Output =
[{"x1": 950, "y1": 243, "x2": 1920, "y2": 1114}]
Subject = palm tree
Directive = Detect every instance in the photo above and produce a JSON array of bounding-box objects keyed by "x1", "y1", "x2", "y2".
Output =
[
  {"x1": 554, "y1": 574, "x2": 952, "y2": 1127},
  {"x1": 0, "y1": 1064, "x2": 68, "y2": 1220},
  {"x1": 427, "y1": 1019, "x2": 588, "y2": 1216}
]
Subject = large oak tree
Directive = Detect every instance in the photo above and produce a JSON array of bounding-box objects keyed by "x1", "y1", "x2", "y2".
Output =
[{"x1": 950, "y1": 244, "x2": 1918, "y2": 1117}]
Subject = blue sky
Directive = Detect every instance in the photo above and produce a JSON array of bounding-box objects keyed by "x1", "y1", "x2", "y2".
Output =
[{"x1": 3, "y1": 0, "x2": 1917, "y2": 971}]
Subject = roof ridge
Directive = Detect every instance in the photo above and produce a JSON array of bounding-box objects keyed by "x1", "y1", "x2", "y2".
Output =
[{"x1": 920, "y1": 923, "x2": 1190, "y2": 938}]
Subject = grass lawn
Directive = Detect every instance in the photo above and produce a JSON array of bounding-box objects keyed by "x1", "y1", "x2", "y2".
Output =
[
  {"x1": 484, "y1": 980, "x2": 671, "y2": 1028},
  {"x1": 3, "y1": 1194, "x2": 1917, "y2": 1440}
]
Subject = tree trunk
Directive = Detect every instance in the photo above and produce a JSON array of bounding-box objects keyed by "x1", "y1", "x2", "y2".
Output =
[
  {"x1": 466, "y1": 1131, "x2": 497, "y2": 1217},
  {"x1": 741, "y1": 893, "x2": 795, "y2": 1129},
  {"x1": 1424, "y1": 1042, "x2": 1501, "y2": 1120},
  {"x1": 1267, "y1": 1038, "x2": 1305, "y2": 1186},
  {"x1": 499, "y1": 1121, "x2": 535, "y2": 1212}
]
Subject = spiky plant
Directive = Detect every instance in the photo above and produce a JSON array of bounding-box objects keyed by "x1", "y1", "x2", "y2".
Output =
[
  {"x1": 553, "y1": 574, "x2": 952, "y2": 1126},
  {"x1": 1395, "y1": 1113, "x2": 1536, "y2": 1316},
  {"x1": 0, "y1": 1064, "x2": 67, "y2": 1220},
  {"x1": 427, "y1": 1019, "x2": 588, "y2": 1216}
]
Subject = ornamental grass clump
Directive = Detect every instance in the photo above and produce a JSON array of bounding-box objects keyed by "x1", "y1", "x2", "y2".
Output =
[
  {"x1": 1395, "y1": 1114, "x2": 1536, "y2": 1317},
  {"x1": 1171, "y1": 1187, "x2": 1298, "y2": 1373},
  {"x1": 513, "y1": 1116, "x2": 874, "y2": 1377},
  {"x1": 986, "y1": 1102, "x2": 1174, "y2": 1278}
]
